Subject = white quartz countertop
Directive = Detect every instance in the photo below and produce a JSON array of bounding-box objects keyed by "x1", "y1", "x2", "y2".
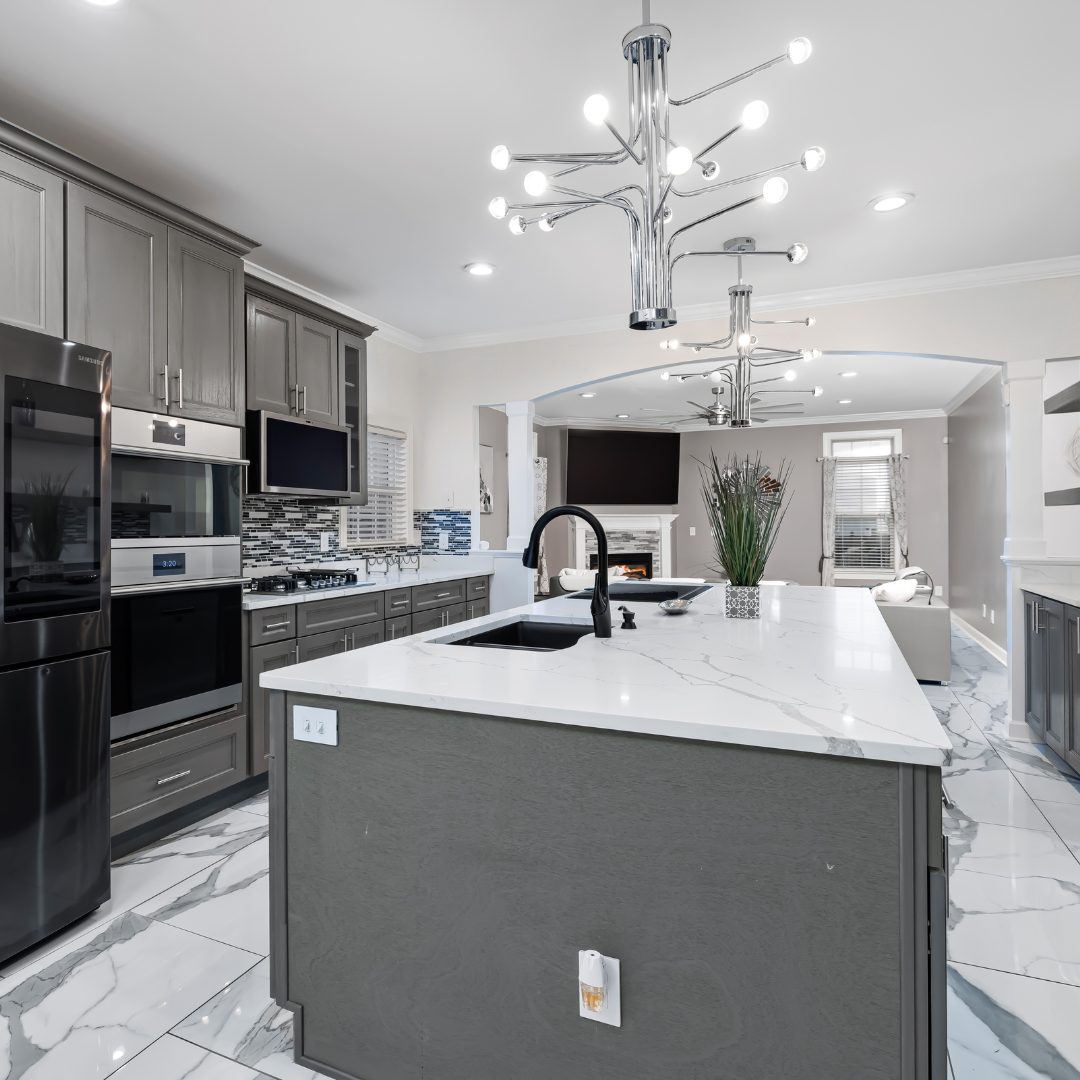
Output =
[
  {"x1": 260, "y1": 582, "x2": 951, "y2": 767},
  {"x1": 242, "y1": 563, "x2": 494, "y2": 611},
  {"x1": 1023, "y1": 583, "x2": 1080, "y2": 608}
]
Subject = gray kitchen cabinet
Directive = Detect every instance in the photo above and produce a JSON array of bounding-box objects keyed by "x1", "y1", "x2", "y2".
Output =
[
  {"x1": 296, "y1": 591, "x2": 384, "y2": 636},
  {"x1": 384, "y1": 588, "x2": 412, "y2": 617},
  {"x1": 347, "y1": 622, "x2": 385, "y2": 650},
  {"x1": 249, "y1": 638, "x2": 299, "y2": 776},
  {"x1": 67, "y1": 184, "x2": 168, "y2": 412},
  {"x1": 339, "y1": 329, "x2": 368, "y2": 502},
  {"x1": 167, "y1": 229, "x2": 245, "y2": 425},
  {"x1": 467, "y1": 576, "x2": 489, "y2": 600},
  {"x1": 413, "y1": 579, "x2": 468, "y2": 612},
  {"x1": 1068, "y1": 606, "x2": 1080, "y2": 775},
  {"x1": 466, "y1": 598, "x2": 490, "y2": 621},
  {"x1": 412, "y1": 603, "x2": 468, "y2": 635},
  {"x1": 385, "y1": 614, "x2": 413, "y2": 640},
  {"x1": 246, "y1": 295, "x2": 297, "y2": 415},
  {"x1": 296, "y1": 314, "x2": 339, "y2": 425},
  {"x1": 0, "y1": 148, "x2": 63, "y2": 335},
  {"x1": 298, "y1": 628, "x2": 349, "y2": 664},
  {"x1": 250, "y1": 605, "x2": 297, "y2": 644},
  {"x1": 1045, "y1": 598, "x2": 1067, "y2": 759},
  {"x1": 1025, "y1": 592, "x2": 1048, "y2": 741}
]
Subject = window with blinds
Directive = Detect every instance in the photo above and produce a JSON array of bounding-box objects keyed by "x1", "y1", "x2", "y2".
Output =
[
  {"x1": 833, "y1": 456, "x2": 895, "y2": 571},
  {"x1": 340, "y1": 428, "x2": 409, "y2": 546}
]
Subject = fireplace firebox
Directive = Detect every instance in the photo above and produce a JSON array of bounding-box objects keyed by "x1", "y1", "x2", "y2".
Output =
[{"x1": 589, "y1": 552, "x2": 654, "y2": 580}]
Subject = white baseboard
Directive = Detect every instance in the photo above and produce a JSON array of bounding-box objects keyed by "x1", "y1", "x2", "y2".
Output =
[{"x1": 951, "y1": 612, "x2": 1008, "y2": 666}]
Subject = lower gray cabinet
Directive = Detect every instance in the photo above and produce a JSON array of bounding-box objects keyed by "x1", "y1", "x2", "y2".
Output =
[
  {"x1": 413, "y1": 579, "x2": 467, "y2": 612},
  {"x1": 297, "y1": 591, "x2": 384, "y2": 636},
  {"x1": 412, "y1": 602, "x2": 468, "y2": 634},
  {"x1": 1045, "y1": 599, "x2": 1067, "y2": 759},
  {"x1": 298, "y1": 628, "x2": 349, "y2": 663},
  {"x1": 466, "y1": 598, "x2": 490, "y2": 621},
  {"x1": 385, "y1": 614, "x2": 412, "y2": 640},
  {"x1": 249, "y1": 638, "x2": 300, "y2": 776},
  {"x1": 1025, "y1": 593, "x2": 1049, "y2": 740},
  {"x1": 347, "y1": 622, "x2": 385, "y2": 650},
  {"x1": 1025, "y1": 592, "x2": 1080, "y2": 773},
  {"x1": 1067, "y1": 606, "x2": 1080, "y2": 775}
]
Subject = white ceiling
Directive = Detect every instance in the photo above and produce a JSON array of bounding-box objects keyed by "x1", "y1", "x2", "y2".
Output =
[
  {"x1": 534, "y1": 352, "x2": 993, "y2": 427},
  {"x1": 1, "y1": 0, "x2": 1078, "y2": 344}
]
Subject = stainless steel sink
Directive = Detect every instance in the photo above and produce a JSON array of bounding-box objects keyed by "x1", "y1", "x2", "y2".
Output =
[
  {"x1": 443, "y1": 617, "x2": 595, "y2": 652},
  {"x1": 570, "y1": 582, "x2": 713, "y2": 603}
]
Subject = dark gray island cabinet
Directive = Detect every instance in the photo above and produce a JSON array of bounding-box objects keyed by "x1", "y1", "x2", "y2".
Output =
[{"x1": 263, "y1": 586, "x2": 950, "y2": 1080}]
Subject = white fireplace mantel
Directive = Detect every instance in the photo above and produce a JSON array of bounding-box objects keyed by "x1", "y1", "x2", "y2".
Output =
[{"x1": 570, "y1": 513, "x2": 678, "y2": 578}]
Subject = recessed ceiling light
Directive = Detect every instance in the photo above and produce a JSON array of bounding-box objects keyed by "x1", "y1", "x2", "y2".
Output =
[
  {"x1": 840, "y1": 371, "x2": 858, "y2": 378},
  {"x1": 869, "y1": 192, "x2": 914, "y2": 213},
  {"x1": 579, "y1": 392, "x2": 596, "y2": 398},
  {"x1": 83, "y1": 0, "x2": 121, "y2": 6},
  {"x1": 615, "y1": 414, "x2": 630, "y2": 419},
  {"x1": 838, "y1": 399, "x2": 853, "y2": 405},
  {"x1": 464, "y1": 262, "x2": 494, "y2": 276}
]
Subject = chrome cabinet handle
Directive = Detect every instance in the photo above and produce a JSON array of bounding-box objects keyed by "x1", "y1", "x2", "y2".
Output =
[
  {"x1": 290, "y1": 383, "x2": 299, "y2": 413},
  {"x1": 1075, "y1": 616, "x2": 1080, "y2": 656},
  {"x1": 435, "y1": 591, "x2": 452, "y2": 599},
  {"x1": 301, "y1": 385, "x2": 307, "y2": 414},
  {"x1": 263, "y1": 620, "x2": 289, "y2": 632},
  {"x1": 294, "y1": 642, "x2": 300, "y2": 662},
  {"x1": 172, "y1": 368, "x2": 184, "y2": 409},
  {"x1": 156, "y1": 769, "x2": 191, "y2": 787},
  {"x1": 391, "y1": 598, "x2": 408, "y2": 608},
  {"x1": 160, "y1": 365, "x2": 170, "y2": 408},
  {"x1": 1031, "y1": 600, "x2": 1042, "y2": 634}
]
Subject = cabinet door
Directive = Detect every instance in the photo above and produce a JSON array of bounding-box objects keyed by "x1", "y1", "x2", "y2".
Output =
[
  {"x1": 339, "y1": 330, "x2": 367, "y2": 501},
  {"x1": 1066, "y1": 607, "x2": 1080, "y2": 775},
  {"x1": 1025, "y1": 594, "x2": 1048, "y2": 740},
  {"x1": 410, "y1": 607, "x2": 447, "y2": 635},
  {"x1": 295, "y1": 315, "x2": 339, "y2": 425},
  {"x1": 246, "y1": 296, "x2": 297, "y2": 415},
  {"x1": 0, "y1": 149, "x2": 63, "y2": 335},
  {"x1": 385, "y1": 614, "x2": 412, "y2": 641},
  {"x1": 297, "y1": 628, "x2": 349, "y2": 663},
  {"x1": 1046, "y1": 599, "x2": 1067, "y2": 757},
  {"x1": 167, "y1": 229, "x2": 245, "y2": 424},
  {"x1": 249, "y1": 638, "x2": 299, "y2": 776},
  {"x1": 67, "y1": 185, "x2": 168, "y2": 412},
  {"x1": 346, "y1": 622, "x2": 385, "y2": 650},
  {"x1": 465, "y1": 598, "x2": 490, "y2": 621}
]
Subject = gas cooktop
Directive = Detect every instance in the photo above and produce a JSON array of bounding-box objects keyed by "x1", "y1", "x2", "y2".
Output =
[{"x1": 247, "y1": 568, "x2": 375, "y2": 594}]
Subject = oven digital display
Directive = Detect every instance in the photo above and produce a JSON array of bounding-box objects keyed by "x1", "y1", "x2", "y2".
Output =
[{"x1": 152, "y1": 552, "x2": 186, "y2": 576}]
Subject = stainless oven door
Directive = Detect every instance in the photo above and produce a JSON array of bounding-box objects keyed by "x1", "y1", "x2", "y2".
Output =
[
  {"x1": 111, "y1": 580, "x2": 242, "y2": 740},
  {"x1": 1, "y1": 325, "x2": 110, "y2": 668}
]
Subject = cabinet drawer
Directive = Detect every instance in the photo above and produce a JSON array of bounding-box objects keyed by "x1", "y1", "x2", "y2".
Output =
[
  {"x1": 297, "y1": 628, "x2": 349, "y2": 663},
  {"x1": 413, "y1": 603, "x2": 468, "y2": 634},
  {"x1": 385, "y1": 614, "x2": 413, "y2": 640},
  {"x1": 465, "y1": 598, "x2": 490, "y2": 621},
  {"x1": 467, "y1": 577, "x2": 489, "y2": 598},
  {"x1": 413, "y1": 579, "x2": 467, "y2": 611},
  {"x1": 250, "y1": 605, "x2": 296, "y2": 643},
  {"x1": 111, "y1": 710, "x2": 247, "y2": 835},
  {"x1": 297, "y1": 591, "x2": 384, "y2": 636},
  {"x1": 384, "y1": 587, "x2": 412, "y2": 616}
]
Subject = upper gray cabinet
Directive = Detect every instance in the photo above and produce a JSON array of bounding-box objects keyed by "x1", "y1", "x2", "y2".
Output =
[
  {"x1": 339, "y1": 330, "x2": 368, "y2": 503},
  {"x1": 66, "y1": 184, "x2": 169, "y2": 412},
  {"x1": 246, "y1": 300, "x2": 340, "y2": 425},
  {"x1": 0, "y1": 148, "x2": 63, "y2": 336},
  {"x1": 167, "y1": 229, "x2": 245, "y2": 425}
]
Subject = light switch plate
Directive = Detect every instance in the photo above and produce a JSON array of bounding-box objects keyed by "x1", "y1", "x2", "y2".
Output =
[
  {"x1": 438, "y1": 530, "x2": 450, "y2": 550},
  {"x1": 293, "y1": 705, "x2": 338, "y2": 746},
  {"x1": 578, "y1": 952, "x2": 621, "y2": 1027}
]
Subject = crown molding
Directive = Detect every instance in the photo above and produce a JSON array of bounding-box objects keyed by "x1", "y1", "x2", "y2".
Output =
[
  {"x1": 943, "y1": 365, "x2": 1003, "y2": 415},
  {"x1": 243, "y1": 262, "x2": 425, "y2": 353},
  {"x1": 418, "y1": 255, "x2": 1080, "y2": 354},
  {"x1": 535, "y1": 408, "x2": 946, "y2": 432}
]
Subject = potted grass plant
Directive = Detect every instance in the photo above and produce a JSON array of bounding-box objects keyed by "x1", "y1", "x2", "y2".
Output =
[{"x1": 699, "y1": 451, "x2": 792, "y2": 618}]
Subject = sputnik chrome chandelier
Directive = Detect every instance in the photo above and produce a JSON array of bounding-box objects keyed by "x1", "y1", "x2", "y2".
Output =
[
  {"x1": 655, "y1": 237, "x2": 822, "y2": 428},
  {"x1": 486, "y1": 1, "x2": 825, "y2": 331}
]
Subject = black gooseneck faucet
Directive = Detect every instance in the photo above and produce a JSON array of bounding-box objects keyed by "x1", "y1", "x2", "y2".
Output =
[{"x1": 522, "y1": 505, "x2": 611, "y2": 639}]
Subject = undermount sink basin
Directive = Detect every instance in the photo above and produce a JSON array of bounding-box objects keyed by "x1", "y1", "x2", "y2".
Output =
[
  {"x1": 571, "y1": 582, "x2": 713, "y2": 603},
  {"x1": 444, "y1": 617, "x2": 595, "y2": 652}
]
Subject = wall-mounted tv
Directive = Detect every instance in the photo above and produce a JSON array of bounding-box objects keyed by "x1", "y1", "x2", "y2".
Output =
[{"x1": 565, "y1": 429, "x2": 681, "y2": 505}]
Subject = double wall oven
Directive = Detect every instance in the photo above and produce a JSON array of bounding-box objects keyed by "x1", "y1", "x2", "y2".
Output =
[{"x1": 110, "y1": 408, "x2": 245, "y2": 741}]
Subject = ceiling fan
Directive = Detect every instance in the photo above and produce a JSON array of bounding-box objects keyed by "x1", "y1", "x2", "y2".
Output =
[{"x1": 643, "y1": 386, "x2": 807, "y2": 427}]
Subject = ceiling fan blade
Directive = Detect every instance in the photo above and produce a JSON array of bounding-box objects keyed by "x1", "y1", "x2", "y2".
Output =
[{"x1": 753, "y1": 403, "x2": 806, "y2": 412}]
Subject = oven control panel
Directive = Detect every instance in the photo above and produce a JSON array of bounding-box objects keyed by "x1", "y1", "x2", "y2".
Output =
[
  {"x1": 152, "y1": 552, "x2": 186, "y2": 577},
  {"x1": 152, "y1": 418, "x2": 186, "y2": 446}
]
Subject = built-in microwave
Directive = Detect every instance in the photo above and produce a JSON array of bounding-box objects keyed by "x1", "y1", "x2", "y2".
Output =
[{"x1": 247, "y1": 410, "x2": 351, "y2": 498}]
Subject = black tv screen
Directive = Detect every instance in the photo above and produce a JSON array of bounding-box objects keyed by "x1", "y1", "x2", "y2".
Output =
[{"x1": 565, "y1": 429, "x2": 681, "y2": 504}]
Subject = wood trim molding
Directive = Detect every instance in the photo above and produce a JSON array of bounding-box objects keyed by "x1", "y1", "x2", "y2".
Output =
[{"x1": 244, "y1": 273, "x2": 376, "y2": 339}]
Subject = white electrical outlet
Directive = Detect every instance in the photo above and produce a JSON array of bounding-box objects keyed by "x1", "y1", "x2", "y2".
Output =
[
  {"x1": 438, "y1": 530, "x2": 450, "y2": 550},
  {"x1": 688, "y1": 526, "x2": 696, "y2": 537},
  {"x1": 934, "y1": 585, "x2": 943, "y2": 597},
  {"x1": 982, "y1": 603, "x2": 987, "y2": 617},
  {"x1": 320, "y1": 531, "x2": 333, "y2": 553},
  {"x1": 990, "y1": 609, "x2": 996, "y2": 624},
  {"x1": 293, "y1": 705, "x2": 338, "y2": 746}
]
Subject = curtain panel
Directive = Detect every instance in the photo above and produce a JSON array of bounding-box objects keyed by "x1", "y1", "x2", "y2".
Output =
[
  {"x1": 888, "y1": 454, "x2": 909, "y2": 570},
  {"x1": 534, "y1": 456, "x2": 549, "y2": 594},
  {"x1": 820, "y1": 456, "x2": 837, "y2": 586}
]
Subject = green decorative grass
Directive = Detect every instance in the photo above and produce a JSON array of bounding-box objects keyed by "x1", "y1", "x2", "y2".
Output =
[{"x1": 699, "y1": 451, "x2": 791, "y2": 586}]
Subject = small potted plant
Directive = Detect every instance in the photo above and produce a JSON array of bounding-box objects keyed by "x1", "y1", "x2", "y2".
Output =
[{"x1": 699, "y1": 451, "x2": 791, "y2": 618}]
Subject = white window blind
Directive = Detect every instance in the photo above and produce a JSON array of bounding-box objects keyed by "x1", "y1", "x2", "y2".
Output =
[
  {"x1": 833, "y1": 455, "x2": 894, "y2": 572},
  {"x1": 341, "y1": 428, "x2": 409, "y2": 546}
]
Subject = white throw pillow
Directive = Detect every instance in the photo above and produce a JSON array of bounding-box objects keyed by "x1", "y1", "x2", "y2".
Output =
[{"x1": 871, "y1": 579, "x2": 918, "y2": 603}]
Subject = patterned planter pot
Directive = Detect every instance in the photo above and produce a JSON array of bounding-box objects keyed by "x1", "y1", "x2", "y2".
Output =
[{"x1": 725, "y1": 584, "x2": 761, "y2": 619}]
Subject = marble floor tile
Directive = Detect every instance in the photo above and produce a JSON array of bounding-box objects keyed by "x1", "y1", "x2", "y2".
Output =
[
  {"x1": 112, "y1": 1034, "x2": 270, "y2": 1080},
  {"x1": 0, "y1": 911, "x2": 260, "y2": 1080},
  {"x1": 949, "y1": 962, "x2": 1080, "y2": 1079},
  {"x1": 172, "y1": 959, "x2": 326, "y2": 1080},
  {"x1": 1037, "y1": 800, "x2": 1080, "y2": 853},
  {"x1": 948, "y1": 820, "x2": 1080, "y2": 987},
  {"x1": 234, "y1": 791, "x2": 270, "y2": 819},
  {"x1": 0, "y1": 809, "x2": 267, "y2": 986},
  {"x1": 135, "y1": 838, "x2": 270, "y2": 956},
  {"x1": 955, "y1": 690, "x2": 1012, "y2": 742},
  {"x1": 949, "y1": 629, "x2": 1008, "y2": 699},
  {"x1": 990, "y1": 737, "x2": 1080, "y2": 805}
]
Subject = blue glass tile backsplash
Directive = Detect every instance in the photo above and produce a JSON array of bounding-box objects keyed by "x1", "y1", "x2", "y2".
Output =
[{"x1": 413, "y1": 510, "x2": 472, "y2": 554}]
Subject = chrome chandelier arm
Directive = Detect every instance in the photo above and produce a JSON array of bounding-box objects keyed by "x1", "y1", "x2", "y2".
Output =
[
  {"x1": 672, "y1": 160, "x2": 802, "y2": 198},
  {"x1": 665, "y1": 194, "x2": 762, "y2": 264},
  {"x1": 670, "y1": 51, "x2": 794, "y2": 107},
  {"x1": 694, "y1": 124, "x2": 740, "y2": 165}
]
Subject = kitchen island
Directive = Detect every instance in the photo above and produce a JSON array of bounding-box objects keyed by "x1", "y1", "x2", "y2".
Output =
[{"x1": 262, "y1": 583, "x2": 951, "y2": 1080}]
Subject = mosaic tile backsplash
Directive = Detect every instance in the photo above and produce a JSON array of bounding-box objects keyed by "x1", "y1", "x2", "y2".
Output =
[{"x1": 414, "y1": 510, "x2": 472, "y2": 554}]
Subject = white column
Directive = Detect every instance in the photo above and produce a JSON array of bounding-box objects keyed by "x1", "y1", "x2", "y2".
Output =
[
  {"x1": 1002, "y1": 360, "x2": 1046, "y2": 737},
  {"x1": 505, "y1": 400, "x2": 537, "y2": 552}
]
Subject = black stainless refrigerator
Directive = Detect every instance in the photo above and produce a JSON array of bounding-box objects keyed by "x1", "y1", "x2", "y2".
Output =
[{"x1": 0, "y1": 324, "x2": 111, "y2": 967}]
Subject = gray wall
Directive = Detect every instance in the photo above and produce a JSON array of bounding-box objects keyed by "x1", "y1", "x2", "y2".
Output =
[
  {"x1": 675, "y1": 417, "x2": 951, "y2": 592},
  {"x1": 947, "y1": 376, "x2": 1007, "y2": 647},
  {"x1": 535, "y1": 424, "x2": 571, "y2": 572},
  {"x1": 477, "y1": 406, "x2": 508, "y2": 550}
]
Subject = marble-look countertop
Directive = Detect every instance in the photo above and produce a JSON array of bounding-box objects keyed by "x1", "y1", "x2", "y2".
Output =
[
  {"x1": 1022, "y1": 582, "x2": 1080, "y2": 608},
  {"x1": 261, "y1": 582, "x2": 951, "y2": 767},
  {"x1": 242, "y1": 561, "x2": 494, "y2": 611}
]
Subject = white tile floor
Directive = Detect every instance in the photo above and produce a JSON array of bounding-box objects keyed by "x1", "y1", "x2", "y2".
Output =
[{"x1": 2, "y1": 626, "x2": 1079, "y2": 1079}]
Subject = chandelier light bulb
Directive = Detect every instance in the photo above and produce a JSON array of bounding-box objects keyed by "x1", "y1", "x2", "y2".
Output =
[
  {"x1": 659, "y1": 370, "x2": 671, "y2": 380},
  {"x1": 801, "y1": 146, "x2": 827, "y2": 172},
  {"x1": 787, "y1": 242, "x2": 809, "y2": 264},
  {"x1": 801, "y1": 347, "x2": 822, "y2": 362},
  {"x1": 783, "y1": 369, "x2": 797, "y2": 382},
  {"x1": 523, "y1": 170, "x2": 549, "y2": 196},
  {"x1": 488, "y1": 196, "x2": 508, "y2": 220},
  {"x1": 737, "y1": 332, "x2": 753, "y2": 348},
  {"x1": 740, "y1": 100, "x2": 770, "y2": 130},
  {"x1": 666, "y1": 146, "x2": 694, "y2": 176},
  {"x1": 762, "y1": 176, "x2": 789, "y2": 204},
  {"x1": 538, "y1": 214, "x2": 555, "y2": 232},
  {"x1": 583, "y1": 93, "x2": 611, "y2": 126},
  {"x1": 805, "y1": 315, "x2": 816, "y2": 327},
  {"x1": 710, "y1": 370, "x2": 724, "y2": 382},
  {"x1": 659, "y1": 339, "x2": 680, "y2": 350},
  {"x1": 788, "y1": 37, "x2": 813, "y2": 65},
  {"x1": 812, "y1": 385, "x2": 824, "y2": 397},
  {"x1": 490, "y1": 145, "x2": 511, "y2": 171},
  {"x1": 508, "y1": 215, "x2": 528, "y2": 236}
]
